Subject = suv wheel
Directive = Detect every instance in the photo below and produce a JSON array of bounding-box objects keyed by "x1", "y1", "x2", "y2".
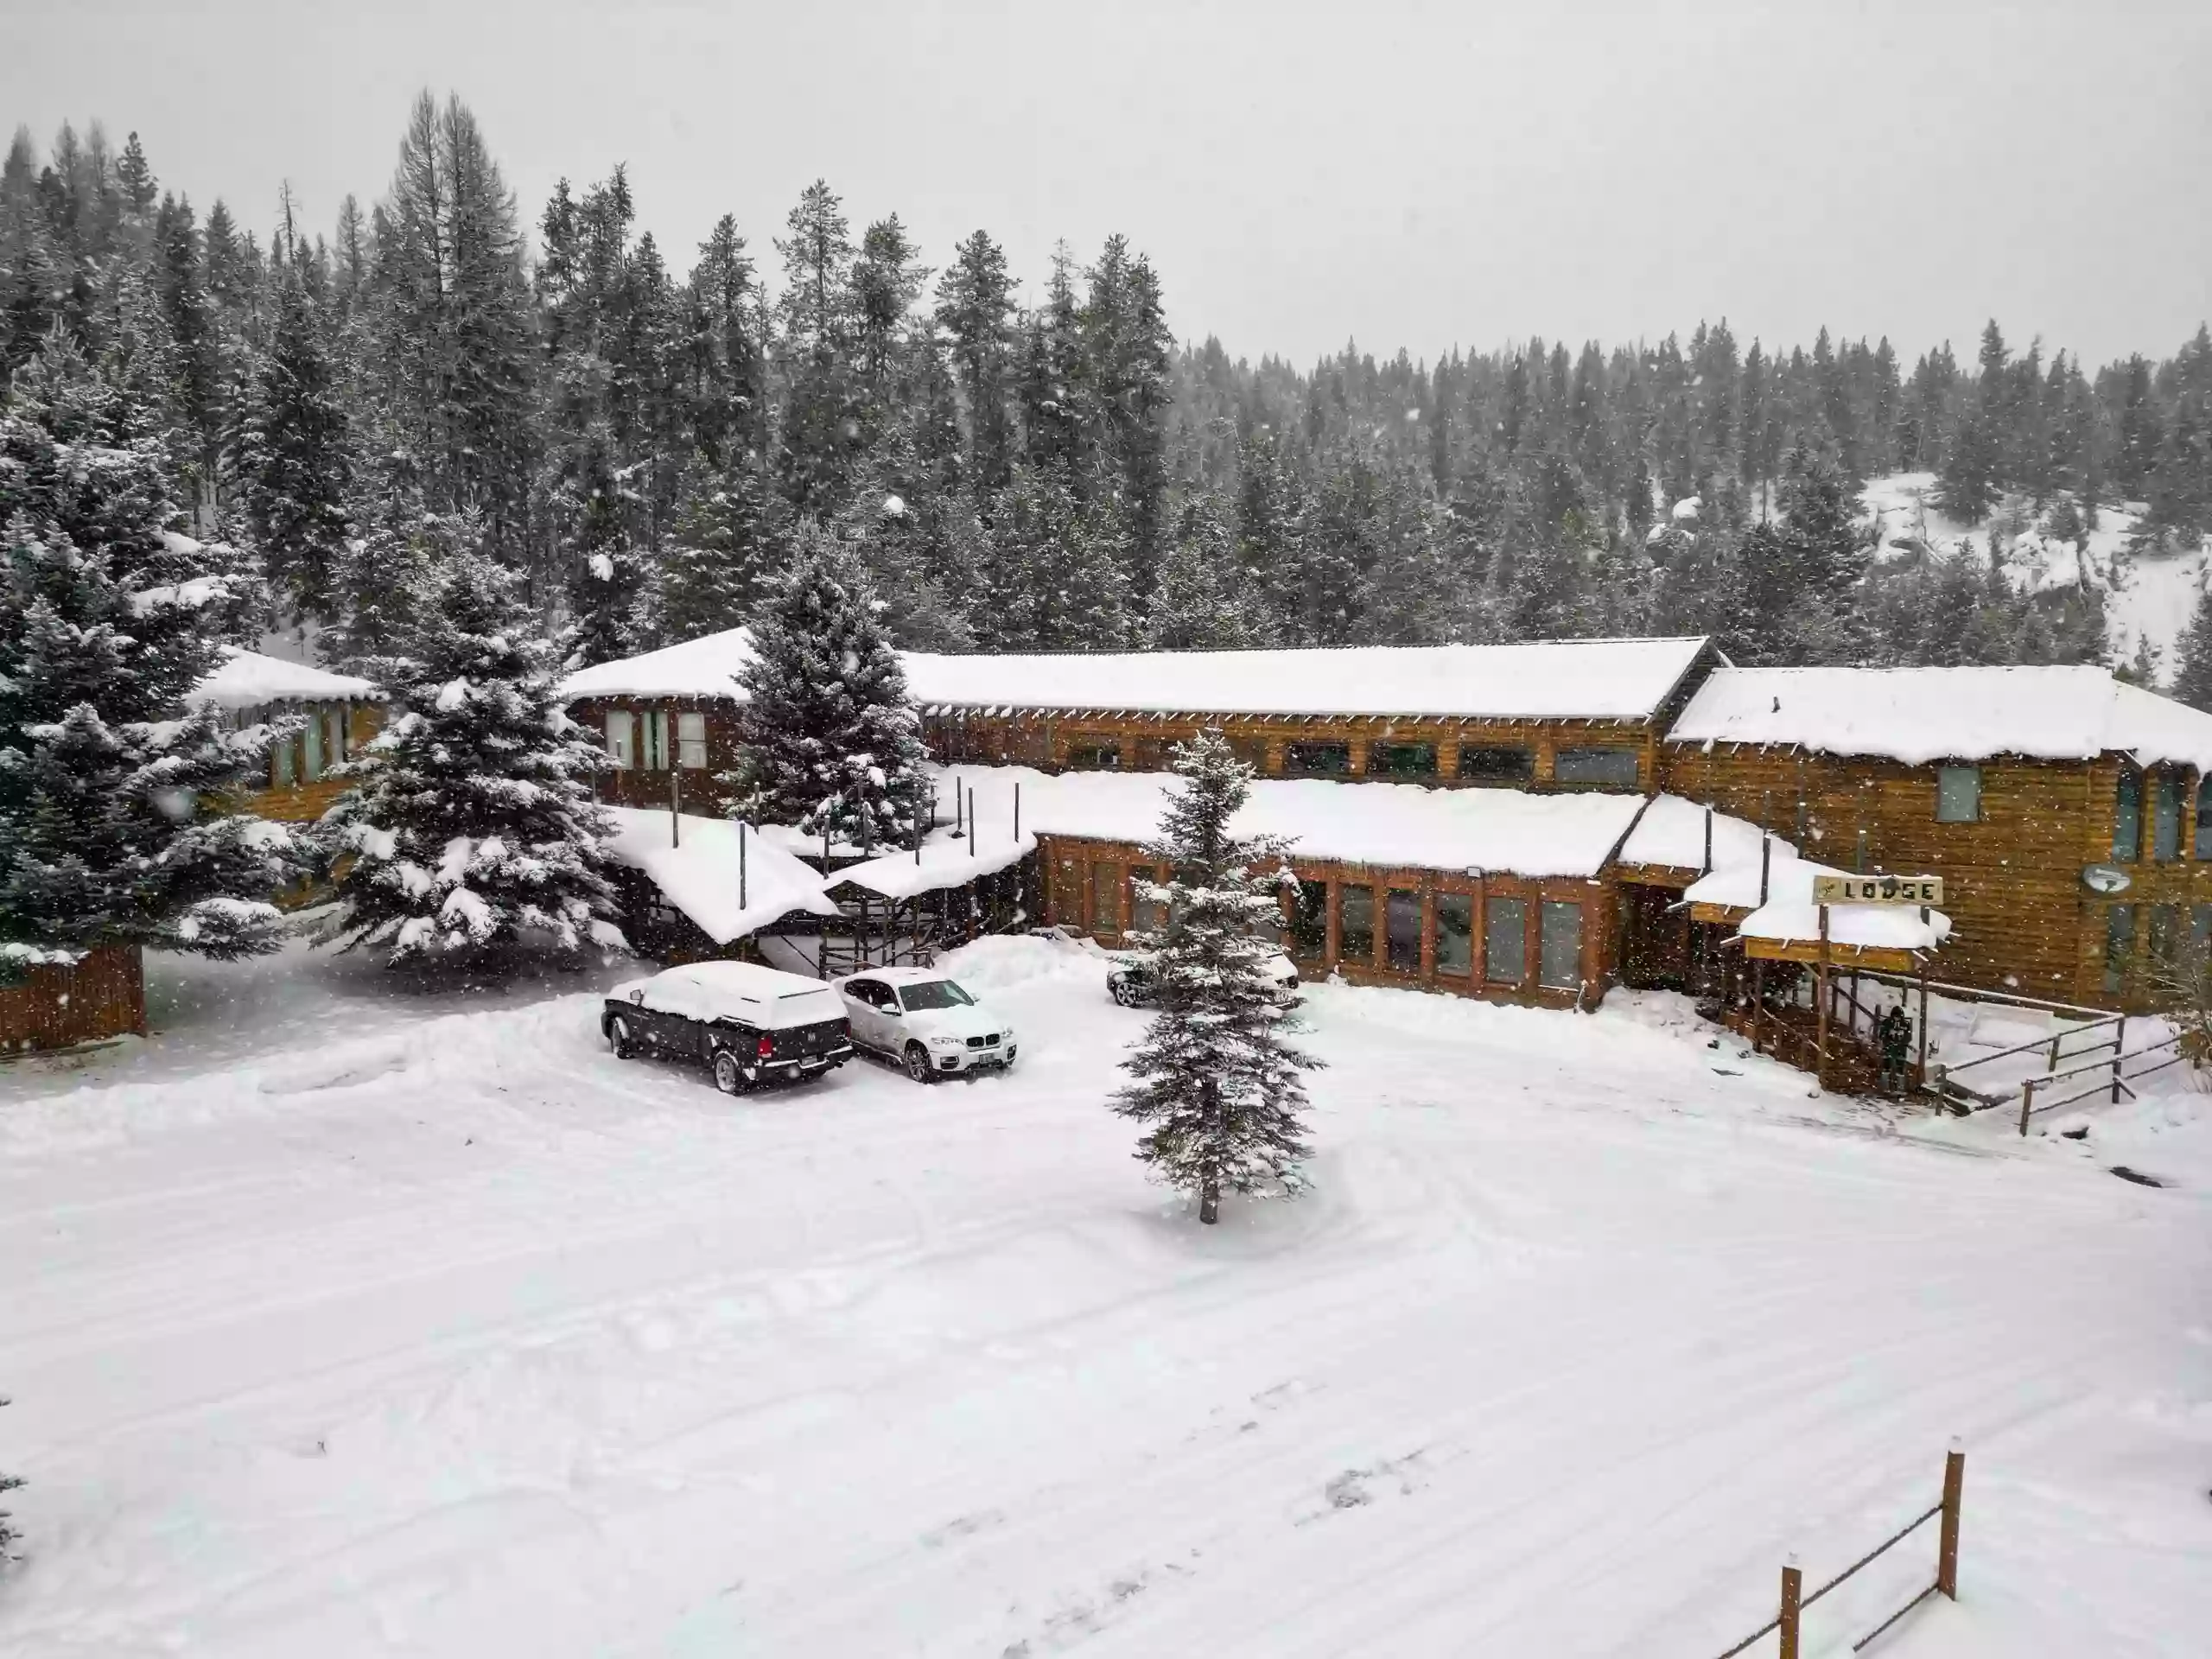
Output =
[
  {"x1": 904, "y1": 1042, "x2": 936, "y2": 1084},
  {"x1": 1109, "y1": 978, "x2": 1135, "y2": 1007},
  {"x1": 607, "y1": 1014, "x2": 634, "y2": 1058},
  {"x1": 712, "y1": 1049, "x2": 745, "y2": 1095}
]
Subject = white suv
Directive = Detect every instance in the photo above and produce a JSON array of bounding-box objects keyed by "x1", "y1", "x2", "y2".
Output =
[{"x1": 833, "y1": 968, "x2": 1018, "y2": 1083}]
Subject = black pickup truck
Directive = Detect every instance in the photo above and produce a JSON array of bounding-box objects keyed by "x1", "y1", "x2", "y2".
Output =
[{"x1": 602, "y1": 961, "x2": 854, "y2": 1094}]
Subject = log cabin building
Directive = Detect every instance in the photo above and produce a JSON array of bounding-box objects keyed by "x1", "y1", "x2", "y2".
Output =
[
  {"x1": 561, "y1": 626, "x2": 2212, "y2": 1032},
  {"x1": 195, "y1": 648, "x2": 387, "y2": 824}
]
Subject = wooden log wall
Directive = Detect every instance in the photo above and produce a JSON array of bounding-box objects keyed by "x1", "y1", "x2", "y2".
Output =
[
  {"x1": 238, "y1": 703, "x2": 386, "y2": 823},
  {"x1": 927, "y1": 709, "x2": 1660, "y2": 793},
  {"x1": 1657, "y1": 744, "x2": 2212, "y2": 1011},
  {"x1": 1038, "y1": 832, "x2": 1616, "y2": 1010},
  {"x1": 0, "y1": 945, "x2": 146, "y2": 1055}
]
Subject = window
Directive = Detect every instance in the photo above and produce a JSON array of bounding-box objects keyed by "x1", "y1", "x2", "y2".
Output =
[
  {"x1": 2148, "y1": 905, "x2": 2182, "y2": 975},
  {"x1": 1540, "y1": 901, "x2": 1583, "y2": 990},
  {"x1": 2103, "y1": 904, "x2": 2137, "y2": 996},
  {"x1": 1554, "y1": 747, "x2": 1641, "y2": 787},
  {"x1": 1367, "y1": 742, "x2": 1438, "y2": 779},
  {"x1": 899, "y1": 979, "x2": 976, "y2": 1012},
  {"x1": 2113, "y1": 766, "x2": 2142, "y2": 862},
  {"x1": 2198, "y1": 777, "x2": 2212, "y2": 860},
  {"x1": 1485, "y1": 897, "x2": 1528, "y2": 983},
  {"x1": 326, "y1": 705, "x2": 349, "y2": 767},
  {"x1": 606, "y1": 710, "x2": 636, "y2": 770},
  {"x1": 1090, "y1": 861, "x2": 1120, "y2": 934},
  {"x1": 1228, "y1": 737, "x2": 1271, "y2": 772},
  {"x1": 302, "y1": 708, "x2": 325, "y2": 781},
  {"x1": 1132, "y1": 738, "x2": 1169, "y2": 772},
  {"x1": 1435, "y1": 893, "x2": 1474, "y2": 976},
  {"x1": 1128, "y1": 869, "x2": 1166, "y2": 936},
  {"x1": 677, "y1": 711, "x2": 709, "y2": 769},
  {"x1": 1459, "y1": 746, "x2": 1534, "y2": 785},
  {"x1": 1338, "y1": 884, "x2": 1376, "y2": 964},
  {"x1": 1068, "y1": 742, "x2": 1122, "y2": 771},
  {"x1": 1386, "y1": 889, "x2": 1421, "y2": 971},
  {"x1": 273, "y1": 731, "x2": 297, "y2": 786},
  {"x1": 1284, "y1": 741, "x2": 1351, "y2": 777},
  {"x1": 640, "y1": 709, "x2": 670, "y2": 770},
  {"x1": 1289, "y1": 880, "x2": 1329, "y2": 960},
  {"x1": 2153, "y1": 770, "x2": 2183, "y2": 862},
  {"x1": 1936, "y1": 765, "x2": 1981, "y2": 823}
]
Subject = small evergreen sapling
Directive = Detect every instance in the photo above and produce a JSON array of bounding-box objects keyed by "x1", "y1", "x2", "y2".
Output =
[
  {"x1": 729, "y1": 521, "x2": 931, "y2": 848},
  {"x1": 321, "y1": 550, "x2": 627, "y2": 969},
  {"x1": 1110, "y1": 731, "x2": 1319, "y2": 1224}
]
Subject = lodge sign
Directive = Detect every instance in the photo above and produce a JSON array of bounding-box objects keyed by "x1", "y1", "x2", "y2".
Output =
[{"x1": 1809, "y1": 874, "x2": 1944, "y2": 906}]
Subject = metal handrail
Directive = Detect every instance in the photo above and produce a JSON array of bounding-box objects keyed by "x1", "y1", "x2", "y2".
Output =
[
  {"x1": 1801, "y1": 1501, "x2": 1943, "y2": 1609},
  {"x1": 1937, "y1": 1014, "x2": 2120, "y2": 1078}
]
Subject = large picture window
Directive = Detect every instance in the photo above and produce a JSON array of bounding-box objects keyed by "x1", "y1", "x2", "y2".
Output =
[
  {"x1": 1435, "y1": 893, "x2": 1474, "y2": 976},
  {"x1": 1540, "y1": 901, "x2": 1583, "y2": 990},
  {"x1": 1338, "y1": 884, "x2": 1376, "y2": 964},
  {"x1": 1090, "y1": 861, "x2": 1121, "y2": 934},
  {"x1": 1458, "y1": 746, "x2": 1534, "y2": 785},
  {"x1": 1485, "y1": 897, "x2": 1527, "y2": 983},
  {"x1": 1554, "y1": 747, "x2": 1640, "y2": 788},
  {"x1": 1935, "y1": 765, "x2": 1980, "y2": 823},
  {"x1": 606, "y1": 709, "x2": 635, "y2": 770},
  {"x1": 677, "y1": 711, "x2": 709, "y2": 769},
  {"x1": 2113, "y1": 766, "x2": 2143, "y2": 862},
  {"x1": 1289, "y1": 880, "x2": 1329, "y2": 960},
  {"x1": 2153, "y1": 770, "x2": 2183, "y2": 862},
  {"x1": 1367, "y1": 743, "x2": 1438, "y2": 779},
  {"x1": 1285, "y1": 741, "x2": 1352, "y2": 777},
  {"x1": 1386, "y1": 889, "x2": 1421, "y2": 971}
]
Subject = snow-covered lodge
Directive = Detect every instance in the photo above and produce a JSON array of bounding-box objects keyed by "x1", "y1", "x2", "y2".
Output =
[
  {"x1": 194, "y1": 648, "x2": 386, "y2": 823},
  {"x1": 561, "y1": 628, "x2": 2212, "y2": 1029}
]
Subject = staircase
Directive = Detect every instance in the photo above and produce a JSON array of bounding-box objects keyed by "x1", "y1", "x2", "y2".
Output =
[{"x1": 1723, "y1": 1001, "x2": 1889, "y2": 1096}]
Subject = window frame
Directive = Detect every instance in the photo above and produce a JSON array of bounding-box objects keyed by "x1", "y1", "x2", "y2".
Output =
[
  {"x1": 1384, "y1": 888, "x2": 1422, "y2": 971},
  {"x1": 677, "y1": 710, "x2": 709, "y2": 770},
  {"x1": 1934, "y1": 764, "x2": 1981, "y2": 823},
  {"x1": 1434, "y1": 891, "x2": 1475, "y2": 977},
  {"x1": 1338, "y1": 883, "x2": 1376, "y2": 965},
  {"x1": 2196, "y1": 775, "x2": 2212, "y2": 861},
  {"x1": 2113, "y1": 765, "x2": 2143, "y2": 863},
  {"x1": 1067, "y1": 741, "x2": 1123, "y2": 772},
  {"x1": 2103, "y1": 903, "x2": 2138, "y2": 995},
  {"x1": 1283, "y1": 741, "x2": 1352, "y2": 778},
  {"x1": 1458, "y1": 745, "x2": 1535, "y2": 785},
  {"x1": 1288, "y1": 879, "x2": 1329, "y2": 960},
  {"x1": 1366, "y1": 742, "x2": 1439, "y2": 779},
  {"x1": 1553, "y1": 746, "x2": 1642, "y2": 789},
  {"x1": 606, "y1": 709, "x2": 636, "y2": 770},
  {"x1": 1484, "y1": 895, "x2": 1529, "y2": 985},
  {"x1": 1089, "y1": 860, "x2": 1121, "y2": 934},
  {"x1": 1539, "y1": 899, "x2": 1584, "y2": 990},
  {"x1": 2152, "y1": 768, "x2": 2183, "y2": 862}
]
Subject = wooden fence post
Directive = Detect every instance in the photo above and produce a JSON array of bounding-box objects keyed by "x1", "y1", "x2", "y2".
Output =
[
  {"x1": 1937, "y1": 1446, "x2": 1965, "y2": 1599},
  {"x1": 2018, "y1": 1077, "x2": 2035, "y2": 1137},
  {"x1": 2111, "y1": 1014, "x2": 2128, "y2": 1103},
  {"x1": 1778, "y1": 1560, "x2": 1802, "y2": 1659},
  {"x1": 1815, "y1": 905, "x2": 1832, "y2": 1092}
]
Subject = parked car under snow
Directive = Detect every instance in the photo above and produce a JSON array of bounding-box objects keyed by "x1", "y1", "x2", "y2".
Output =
[
  {"x1": 1106, "y1": 947, "x2": 1302, "y2": 1009},
  {"x1": 832, "y1": 967, "x2": 1017, "y2": 1083},
  {"x1": 602, "y1": 961, "x2": 853, "y2": 1093}
]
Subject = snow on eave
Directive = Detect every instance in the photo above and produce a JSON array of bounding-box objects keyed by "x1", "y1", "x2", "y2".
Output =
[
  {"x1": 1681, "y1": 849, "x2": 1951, "y2": 954},
  {"x1": 559, "y1": 626, "x2": 757, "y2": 702},
  {"x1": 830, "y1": 831, "x2": 1037, "y2": 899},
  {"x1": 189, "y1": 647, "x2": 385, "y2": 713},
  {"x1": 601, "y1": 806, "x2": 837, "y2": 945},
  {"x1": 1665, "y1": 664, "x2": 2212, "y2": 772}
]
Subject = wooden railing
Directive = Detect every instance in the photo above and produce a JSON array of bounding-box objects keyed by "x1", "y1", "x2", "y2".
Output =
[{"x1": 1707, "y1": 1449, "x2": 1964, "y2": 1659}]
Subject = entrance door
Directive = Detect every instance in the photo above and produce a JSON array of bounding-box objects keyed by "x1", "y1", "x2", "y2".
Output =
[{"x1": 1619, "y1": 883, "x2": 1691, "y2": 989}]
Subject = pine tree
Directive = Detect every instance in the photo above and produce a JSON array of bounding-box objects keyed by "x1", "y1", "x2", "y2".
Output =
[
  {"x1": 1148, "y1": 493, "x2": 1279, "y2": 649},
  {"x1": 2171, "y1": 584, "x2": 2212, "y2": 712},
  {"x1": 321, "y1": 548, "x2": 626, "y2": 968},
  {"x1": 1110, "y1": 731, "x2": 1319, "y2": 1225},
  {"x1": 773, "y1": 180, "x2": 857, "y2": 513},
  {"x1": 936, "y1": 228, "x2": 1018, "y2": 493},
  {"x1": 1, "y1": 335, "x2": 296, "y2": 976},
  {"x1": 729, "y1": 520, "x2": 930, "y2": 848},
  {"x1": 234, "y1": 260, "x2": 351, "y2": 619}
]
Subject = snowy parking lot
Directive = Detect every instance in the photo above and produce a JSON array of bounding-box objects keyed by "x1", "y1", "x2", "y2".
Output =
[{"x1": 2, "y1": 934, "x2": 2209, "y2": 1656}]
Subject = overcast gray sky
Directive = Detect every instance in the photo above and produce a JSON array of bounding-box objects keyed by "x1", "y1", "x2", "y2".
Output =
[{"x1": 7, "y1": 0, "x2": 2209, "y2": 369}]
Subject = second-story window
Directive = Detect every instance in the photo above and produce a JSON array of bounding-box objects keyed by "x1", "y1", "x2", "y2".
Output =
[
  {"x1": 1366, "y1": 741, "x2": 1437, "y2": 779},
  {"x1": 1067, "y1": 742, "x2": 1122, "y2": 771},
  {"x1": 1554, "y1": 746, "x2": 1640, "y2": 788},
  {"x1": 2113, "y1": 765, "x2": 2143, "y2": 862},
  {"x1": 1936, "y1": 765, "x2": 1981, "y2": 823},
  {"x1": 1459, "y1": 746, "x2": 1534, "y2": 785},
  {"x1": 2152, "y1": 768, "x2": 2183, "y2": 862},
  {"x1": 2198, "y1": 775, "x2": 2212, "y2": 861},
  {"x1": 1284, "y1": 741, "x2": 1351, "y2": 777}
]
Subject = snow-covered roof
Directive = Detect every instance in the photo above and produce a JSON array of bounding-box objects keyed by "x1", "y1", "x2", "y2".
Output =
[
  {"x1": 934, "y1": 765, "x2": 1645, "y2": 879},
  {"x1": 1617, "y1": 794, "x2": 1791, "y2": 874},
  {"x1": 561, "y1": 629, "x2": 758, "y2": 702},
  {"x1": 1682, "y1": 853, "x2": 1951, "y2": 955},
  {"x1": 559, "y1": 628, "x2": 1716, "y2": 725},
  {"x1": 1668, "y1": 665, "x2": 2212, "y2": 771},
  {"x1": 908, "y1": 638, "x2": 1713, "y2": 722},
  {"x1": 601, "y1": 807, "x2": 837, "y2": 945},
  {"x1": 830, "y1": 829, "x2": 1037, "y2": 900},
  {"x1": 190, "y1": 647, "x2": 384, "y2": 713}
]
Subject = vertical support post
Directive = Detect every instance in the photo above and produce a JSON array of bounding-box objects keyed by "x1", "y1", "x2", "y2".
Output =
[
  {"x1": 1937, "y1": 1446, "x2": 1966, "y2": 1599},
  {"x1": 1014, "y1": 780, "x2": 1021, "y2": 842},
  {"x1": 1917, "y1": 966, "x2": 1930, "y2": 1092},
  {"x1": 1778, "y1": 1560, "x2": 1802, "y2": 1659},
  {"x1": 671, "y1": 771, "x2": 681, "y2": 848},
  {"x1": 1751, "y1": 957, "x2": 1767, "y2": 1055},
  {"x1": 1855, "y1": 826, "x2": 1868, "y2": 873},
  {"x1": 969, "y1": 787, "x2": 977, "y2": 858},
  {"x1": 1759, "y1": 833, "x2": 1771, "y2": 906},
  {"x1": 1702, "y1": 806, "x2": 1713, "y2": 875},
  {"x1": 2112, "y1": 1014, "x2": 2127, "y2": 1103},
  {"x1": 739, "y1": 822, "x2": 748, "y2": 911},
  {"x1": 2019, "y1": 1077, "x2": 2035, "y2": 1136},
  {"x1": 954, "y1": 784, "x2": 964, "y2": 837},
  {"x1": 1815, "y1": 905, "x2": 1832, "y2": 1093}
]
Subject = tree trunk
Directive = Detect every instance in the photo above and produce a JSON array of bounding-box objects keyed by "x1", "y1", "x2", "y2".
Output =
[{"x1": 1199, "y1": 1177, "x2": 1220, "y2": 1225}]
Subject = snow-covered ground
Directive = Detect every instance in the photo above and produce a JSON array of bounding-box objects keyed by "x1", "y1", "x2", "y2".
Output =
[
  {"x1": 2, "y1": 935, "x2": 2209, "y2": 1656},
  {"x1": 1861, "y1": 472, "x2": 2209, "y2": 680}
]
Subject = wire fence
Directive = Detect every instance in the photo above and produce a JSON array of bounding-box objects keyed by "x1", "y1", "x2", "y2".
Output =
[{"x1": 1706, "y1": 1448, "x2": 1964, "y2": 1659}]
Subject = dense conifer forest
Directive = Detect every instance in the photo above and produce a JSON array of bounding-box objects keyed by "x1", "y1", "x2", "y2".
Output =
[{"x1": 6, "y1": 97, "x2": 2211, "y2": 689}]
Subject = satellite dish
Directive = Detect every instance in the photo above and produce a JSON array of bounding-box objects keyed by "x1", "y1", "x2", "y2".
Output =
[{"x1": 2081, "y1": 864, "x2": 2133, "y2": 895}]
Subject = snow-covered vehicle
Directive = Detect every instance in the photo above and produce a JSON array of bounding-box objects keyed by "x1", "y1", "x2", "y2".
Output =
[
  {"x1": 1107, "y1": 947, "x2": 1302, "y2": 1009},
  {"x1": 602, "y1": 961, "x2": 853, "y2": 1094},
  {"x1": 832, "y1": 966, "x2": 1018, "y2": 1083}
]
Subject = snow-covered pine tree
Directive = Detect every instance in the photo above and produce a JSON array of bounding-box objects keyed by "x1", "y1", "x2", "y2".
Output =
[
  {"x1": 1147, "y1": 493, "x2": 1279, "y2": 649},
  {"x1": 1109, "y1": 731, "x2": 1319, "y2": 1225},
  {"x1": 321, "y1": 547, "x2": 626, "y2": 969},
  {"x1": 233, "y1": 257, "x2": 351, "y2": 620},
  {"x1": 0, "y1": 333, "x2": 296, "y2": 977},
  {"x1": 2171, "y1": 584, "x2": 2212, "y2": 712},
  {"x1": 321, "y1": 450, "x2": 444, "y2": 675},
  {"x1": 729, "y1": 520, "x2": 930, "y2": 848}
]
